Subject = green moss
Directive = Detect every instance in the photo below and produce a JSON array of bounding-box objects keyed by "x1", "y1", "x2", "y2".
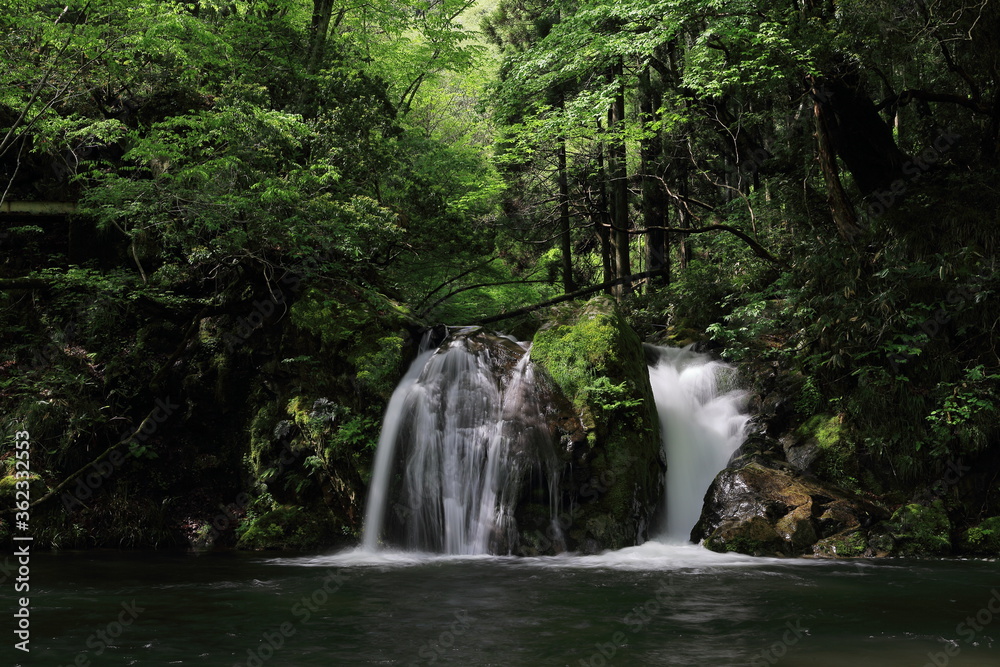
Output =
[
  {"x1": 885, "y1": 501, "x2": 951, "y2": 556},
  {"x1": 797, "y1": 414, "x2": 843, "y2": 448},
  {"x1": 247, "y1": 403, "x2": 284, "y2": 483},
  {"x1": 532, "y1": 296, "x2": 654, "y2": 430},
  {"x1": 797, "y1": 414, "x2": 859, "y2": 490},
  {"x1": 533, "y1": 315, "x2": 620, "y2": 411},
  {"x1": 962, "y1": 516, "x2": 1000, "y2": 554},
  {"x1": 813, "y1": 530, "x2": 868, "y2": 558},
  {"x1": 706, "y1": 532, "x2": 773, "y2": 556},
  {"x1": 236, "y1": 505, "x2": 344, "y2": 550},
  {"x1": 531, "y1": 296, "x2": 663, "y2": 550}
]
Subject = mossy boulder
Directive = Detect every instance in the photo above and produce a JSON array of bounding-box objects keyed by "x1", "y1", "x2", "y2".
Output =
[
  {"x1": 527, "y1": 296, "x2": 663, "y2": 552},
  {"x1": 237, "y1": 505, "x2": 346, "y2": 550},
  {"x1": 960, "y1": 516, "x2": 1000, "y2": 555},
  {"x1": 879, "y1": 501, "x2": 952, "y2": 557},
  {"x1": 813, "y1": 529, "x2": 868, "y2": 558},
  {"x1": 694, "y1": 461, "x2": 886, "y2": 557},
  {"x1": 786, "y1": 414, "x2": 859, "y2": 489}
]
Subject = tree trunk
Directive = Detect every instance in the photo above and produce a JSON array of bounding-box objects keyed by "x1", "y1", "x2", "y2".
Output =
[
  {"x1": 639, "y1": 65, "x2": 668, "y2": 288},
  {"x1": 308, "y1": 0, "x2": 332, "y2": 73},
  {"x1": 811, "y1": 78, "x2": 863, "y2": 242},
  {"x1": 812, "y1": 73, "x2": 909, "y2": 197},
  {"x1": 677, "y1": 151, "x2": 692, "y2": 271},
  {"x1": 607, "y1": 60, "x2": 631, "y2": 295},
  {"x1": 595, "y1": 119, "x2": 615, "y2": 292},
  {"x1": 557, "y1": 101, "x2": 575, "y2": 293}
]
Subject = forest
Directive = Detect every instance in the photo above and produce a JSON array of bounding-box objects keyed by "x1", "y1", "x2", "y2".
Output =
[{"x1": 2, "y1": 0, "x2": 999, "y2": 557}]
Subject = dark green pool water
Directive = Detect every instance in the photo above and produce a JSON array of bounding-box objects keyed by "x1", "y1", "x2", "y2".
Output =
[{"x1": 9, "y1": 543, "x2": 1000, "y2": 666}]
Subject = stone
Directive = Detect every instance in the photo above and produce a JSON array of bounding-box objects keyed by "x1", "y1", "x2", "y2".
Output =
[{"x1": 693, "y1": 461, "x2": 886, "y2": 557}]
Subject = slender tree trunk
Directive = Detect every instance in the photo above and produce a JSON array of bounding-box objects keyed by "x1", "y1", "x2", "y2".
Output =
[
  {"x1": 607, "y1": 60, "x2": 631, "y2": 295},
  {"x1": 677, "y1": 146, "x2": 692, "y2": 271},
  {"x1": 557, "y1": 98, "x2": 575, "y2": 293},
  {"x1": 595, "y1": 119, "x2": 615, "y2": 292},
  {"x1": 639, "y1": 65, "x2": 668, "y2": 289}
]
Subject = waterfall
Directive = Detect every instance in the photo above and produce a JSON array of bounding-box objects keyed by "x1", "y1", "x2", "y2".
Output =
[
  {"x1": 646, "y1": 345, "x2": 750, "y2": 543},
  {"x1": 360, "y1": 346, "x2": 436, "y2": 552},
  {"x1": 361, "y1": 330, "x2": 556, "y2": 555},
  {"x1": 363, "y1": 333, "x2": 747, "y2": 555}
]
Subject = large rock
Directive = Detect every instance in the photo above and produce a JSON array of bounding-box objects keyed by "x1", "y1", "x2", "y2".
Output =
[
  {"x1": 521, "y1": 296, "x2": 664, "y2": 554},
  {"x1": 692, "y1": 462, "x2": 886, "y2": 557}
]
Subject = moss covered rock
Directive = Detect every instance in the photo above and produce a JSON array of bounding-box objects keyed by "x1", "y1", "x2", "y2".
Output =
[
  {"x1": 526, "y1": 296, "x2": 663, "y2": 552},
  {"x1": 813, "y1": 529, "x2": 868, "y2": 558},
  {"x1": 237, "y1": 505, "x2": 346, "y2": 550},
  {"x1": 788, "y1": 414, "x2": 860, "y2": 489},
  {"x1": 880, "y1": 501, "x2": 952, "y2": 557},
  {"x1": 960, "y1": 516, "x2": 1000, "y2": 555}
]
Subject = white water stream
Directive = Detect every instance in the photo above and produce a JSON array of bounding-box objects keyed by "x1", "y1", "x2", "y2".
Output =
[{"x1": 646, "y1": 344, "x2": 750, "y2": 542}]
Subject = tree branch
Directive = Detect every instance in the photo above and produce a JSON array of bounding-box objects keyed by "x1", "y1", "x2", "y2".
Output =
[
  {"x1": 419, "y1": 278, "x2": 552, "y2": 319},
  {"x1": 876, "y1": 88, "x2": 992, "y2": 115},
  {"x1": 475, "y1": 271, "x2": 668, "y2": 325}
]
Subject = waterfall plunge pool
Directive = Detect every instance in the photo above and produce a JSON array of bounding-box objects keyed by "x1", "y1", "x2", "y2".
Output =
[{"x1": 17, "y1": 548, "x2": 1000, "y2": 666}]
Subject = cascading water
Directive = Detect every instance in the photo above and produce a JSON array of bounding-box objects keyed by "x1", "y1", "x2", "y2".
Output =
[
  {"x1": 363, "y1": 330, "x2": 748, "y2": 556},
  {"x1": 646, "y1": 344, "x2": 750, "y2": 543},
  {"x1": 360, "y1": 345, "x2": 436, "y2": 553},
  {"x1": 361, "y1": 329, "x2": 557, "y2": 555}
]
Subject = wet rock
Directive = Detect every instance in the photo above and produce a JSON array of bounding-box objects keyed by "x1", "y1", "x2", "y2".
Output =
[
  {"x1": 525, "y1": 296, "x2": 664, "y2": 553},
  {"x1": 727, "y1": 432, "x2": 787, "y2": 469},
  {"x1": 693, "y1": 462, "x2": 886, "y2": 557},
  {"x1": 782, "y1": 434, "x2": 820, "y2": 474}
]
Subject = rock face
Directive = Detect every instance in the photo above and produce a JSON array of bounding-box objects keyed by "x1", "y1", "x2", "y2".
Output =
[
  {"x1": 371, "y1": 314, "x2": 663, "y2": 556},
  {"x1": 693, "y1": 460, "x2": 887, "y2": 557},
  {"x1": 519, "y1": 296, "x2": 665, "y2": 554}
]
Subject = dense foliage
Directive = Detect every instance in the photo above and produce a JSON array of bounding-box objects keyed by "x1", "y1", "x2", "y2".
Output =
[
  {"x1": 2, "y1": 0, "x2": 999, "y2": 550},
  {"x1": 482, "y1": 0, "x2": 1000, "y2": 511}
]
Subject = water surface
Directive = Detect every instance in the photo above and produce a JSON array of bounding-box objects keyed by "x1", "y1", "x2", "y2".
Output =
[{"x1": 15, "y1": 545, "x2": 1000, "y2": 666}]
